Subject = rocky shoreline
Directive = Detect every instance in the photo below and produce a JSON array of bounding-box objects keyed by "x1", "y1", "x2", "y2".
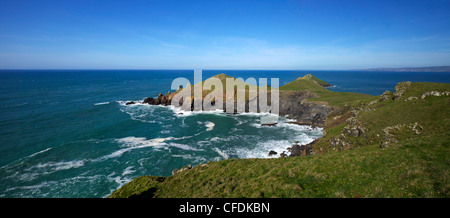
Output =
[
  {"x1": 127, "y1": 92, "x2": 326, "y2": 158},
  {"x1": 125, "y1": 74, "x2": 335, "y2": 159},
  {"x1": 127, "y1": 89, "x2": 334, "y2": 128}
]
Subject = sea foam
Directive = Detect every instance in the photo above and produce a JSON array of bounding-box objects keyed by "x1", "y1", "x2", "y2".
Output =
[
  {"x1": 205, "y1": 121, "x2": 215, "y2": 131},
  {"x1": 94, "y1": 102, "x2": 110, "y2": 105}
]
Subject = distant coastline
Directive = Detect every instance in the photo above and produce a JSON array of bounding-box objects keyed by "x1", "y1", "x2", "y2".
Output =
[{"x1": 353, "y1": 66, "x2": 450, "y2": 72}]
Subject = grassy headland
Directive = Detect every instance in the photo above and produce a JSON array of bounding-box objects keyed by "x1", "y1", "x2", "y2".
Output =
[{"x1": 110, "y1": 74, "x2": 449, "y2": 198}]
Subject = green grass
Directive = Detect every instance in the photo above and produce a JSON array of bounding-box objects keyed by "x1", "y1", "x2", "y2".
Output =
[
  {"x1": 309, "y1": 90, "x2": 373, "y2": 106},
  {"x1": 280, "y1": 74, "x2": 373, "y2": 106},
  {"x1": 190, "y1": 73, "x2": 373, "y2": 106},
  {"x1": 109, "y1": 176, "x2": 165, "y2": 198},
  {"x1": 184, "y1": 73, "x2": 270, "y2": 101},
  {"x1": 280, "y1": 78, "x2": 329, "y2": 92},
  {"x1": 112, "y1": 133, "x2": 448, "y2": 198},
  {"x1": 357, "y1": 82, "x2": 449, "y2": 136}
]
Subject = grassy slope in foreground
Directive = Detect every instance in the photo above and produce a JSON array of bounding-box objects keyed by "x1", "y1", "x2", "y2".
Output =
[
  {"x1": 111, "y1": 133, "x2": 448, "y2": 198},
  {"x1": 110, "y1": 78, "x2": 449, "y2": 198}
]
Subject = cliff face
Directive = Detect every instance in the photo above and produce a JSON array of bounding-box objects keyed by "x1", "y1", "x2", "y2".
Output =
[{"x1": 278, "y1": 90, "x2": 335, "y2": 126}]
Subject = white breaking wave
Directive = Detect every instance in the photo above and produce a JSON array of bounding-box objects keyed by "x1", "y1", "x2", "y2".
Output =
[
  {"x1": 233, "y1": 120, "x2": 322, "y2": 159},
  {"x1": 169, "y1": 143, "x2": 203, "y2": 151},
  {"x1": 278, "y1": 122, "x2": 323, "y2": 132},
  {"x1": 94, "y1": 102, "x2": 110, "y2": 105},
  {"x1": 210, "y1": 137, "x2": 222, "y2": 142},
  {"x1": 167, "y1": 105, "x2": 226, "y2": 117},
  {"x1": 205, "y1": 121, "x2": 215, "y2": 131},
  {"x1": 116, "y1": 136, "x2": 173, "y2": 148},
  {"x1": 12, "y1": 135, "x2": 202, "y2": 182},
  {"x1": 122, "y1": 166, "x2": 136, "y2": 176},
  {"x1": 250, "y1": 120, "x2": 323, "y2": 132},
  {"x1": 118, "y1": 101, "x2": 167, "y2": 124},
  {"x1": 235, "y1": 111, "x2": 279, "y2": 117},
  {"x1": 116, "y1": 100, "x2": 145, "y2": 106},
  {"x1": 35, "y1": 159, "x2": 87, "y2": 171},
  {"x1": 213, "y1": 147, "x2": 229, "y2": 160},
  {"x1": 27, "y1": 147, "x2": 52, "y2": 158},
  {"x1": 234, "y1": 139, "x2": 292, "y2": 159},
  {"x1": 114, "y1": 136, "x2": 202, "y2": 153},
  {"x1": 172, "y1": 154, "x2": 207, "y2": 164},
  {"x1": 234, "y1": 135, "x2": 317, "y2": 159},
  {"x1": 13, "y1": 159, "x2": 88, "y2": 182}
]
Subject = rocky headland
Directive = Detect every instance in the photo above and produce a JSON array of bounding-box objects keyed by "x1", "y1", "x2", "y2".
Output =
[
  {"x1": 126, "y1": 73, "x2": 337, "y2": 158},
  {"x1": 131, "y1": 73, "x2": 335, "y2": 128}
]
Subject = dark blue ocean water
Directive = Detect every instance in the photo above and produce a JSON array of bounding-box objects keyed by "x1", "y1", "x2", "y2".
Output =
[{"x1": 0, "y1": 70, "x2": 448, "y2": 198}]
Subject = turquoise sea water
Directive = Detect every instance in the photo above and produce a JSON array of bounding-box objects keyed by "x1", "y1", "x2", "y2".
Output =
[{"x1": 0, "y1": 70, "x2": 449, "y2": 198}]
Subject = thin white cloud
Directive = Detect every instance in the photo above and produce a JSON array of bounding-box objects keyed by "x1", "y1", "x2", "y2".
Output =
[{"x1": 1, "y1": 32, "x2": 449, "y2": 69}]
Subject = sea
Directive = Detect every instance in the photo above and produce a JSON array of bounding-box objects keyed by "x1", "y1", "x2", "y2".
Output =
[{"x1": 0, "y1": 69, "x2": 449, "y2": 198}]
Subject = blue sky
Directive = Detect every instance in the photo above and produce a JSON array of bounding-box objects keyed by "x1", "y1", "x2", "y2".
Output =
[{"x1": 0, "y1": 0, "x2": 449, "y2": 69}]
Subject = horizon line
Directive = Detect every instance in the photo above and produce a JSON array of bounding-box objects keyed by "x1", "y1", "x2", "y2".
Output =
[{"x1": 1, "y1": 65, "x2": 449, "y2": 72}]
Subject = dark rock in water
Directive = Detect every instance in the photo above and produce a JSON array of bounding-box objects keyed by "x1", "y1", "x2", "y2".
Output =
[
  {"x1": 143, "y1": 97, "x2": 157, "y2": 104},
  {"x1": 280, "y1": 151, "x2": 287, "y2": 158},
  {"x1": 125, "y1": 101, "x2": 135, "y2": 105},
  {"x1": 261, "y1": 123, "x2": 277, "y2": 127},
  {"x1": 268, "y1": 150, "x2": 278, "y2": 156},
  {"x1": 286, "y1": 121, "x2": 315, "y2": 125},
  {"x1": 142, "y1": 93, "x2": 172, "y2": 106},
  {"x1": 320, "y1": 83, "x2": 333, "y2": 87}
]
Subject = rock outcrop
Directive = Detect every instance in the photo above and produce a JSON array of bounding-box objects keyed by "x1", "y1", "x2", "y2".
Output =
[
  {"x1": 343, "y1": 117, "x2": 366, "y2": 137},
  {"x1": 278, "y1": 90, "x2": 334, "y2": 127},
  {"x1": 270, "y1": 139, "x2": 319, "y2": 158},
  {"x1": 420, "y1": 91, "x2": 450, "y2": 99},
  {"x1": 379, "y1": 90, "x2": 393, "y2": 102},
  {"x1": 393, "y1": 81, "x2": 411, "y2": 100},
  {"x1": 287, "y1": 139, "x2": 316, "y2": 157},
  {"x1": 268, "y1": 150, "x2": 277, "y2": 156},
  {"x1": 172, "y1": 164, "x2": 193, "y2": 176},
  {"x1": 379, "y1": 122, "x2": 424, "y2": 148},
  {"x1": 143, "y1": 91, "x2": 175, "y2": 106},
  {"x1": 298, "y1": 74, "x2": 333, "y2": 87},
  {"x1": 326, "y1": 106, "x2": 371, "y2": 151}
]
